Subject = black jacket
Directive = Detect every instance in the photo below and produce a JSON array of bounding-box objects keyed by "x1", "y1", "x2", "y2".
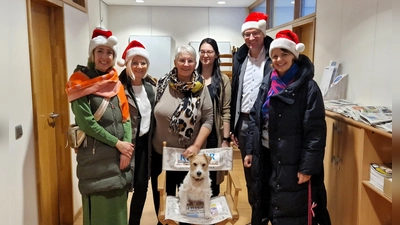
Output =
[
  {"x1": 247, "y1": 55, "x2": 331, "y2": 225},
  {"x1": 230, "y1": 35, "x2": 274, "y2": 135}
]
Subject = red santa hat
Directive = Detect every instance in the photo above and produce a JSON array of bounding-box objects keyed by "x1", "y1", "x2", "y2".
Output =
[
  {"x1": 269, "y1": 30, "x2": 305, "y2": 59},
  {"x1": 88, "y1": 27, "x2": 118, "y2": 56},
  {"x1": 117, "y1": 40, "x2": 150, "y2": 67},
  {"x1": 241, "y1": 12, "x2": 269, "y2": 36}
]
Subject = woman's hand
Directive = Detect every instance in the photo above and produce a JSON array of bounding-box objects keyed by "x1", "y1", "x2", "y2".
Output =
[
  {"x1": 119, "y1": 154, "x2": 131, "y2": 170},
  {"x1": 221, "y1": 140, "x2": 229, "y2": 147},
  {"x1": 231, "y1": 133, "x2": 239, "y2": 146},
  {"x1": 115, "y1": 140, "x2": 134, "y2": 158},
  {"x1": 297, "y1": 172, "x2": 311, "y2": 184},
  {"x1": 183, "y1": 144, "x2": 201, "y2": 158}
]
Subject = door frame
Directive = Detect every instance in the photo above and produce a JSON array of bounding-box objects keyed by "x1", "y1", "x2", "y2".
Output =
[{"x1": 26, "y1": 0, "x2": 73, "y2": 224}]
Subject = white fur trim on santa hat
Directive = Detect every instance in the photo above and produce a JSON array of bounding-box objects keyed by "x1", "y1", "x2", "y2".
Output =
[
  {"x1": 241, "y1": 20, "x2": 267, "y2": 36},
  {"x1": 117, "y1": 47, "x2": 150, "y2": 67},
  {"x1": 269, "y1": 38, "x2": 305, "y2": 59},
  {"x1": 88, "y1": 35, "x2": 118, "y2": 56}
]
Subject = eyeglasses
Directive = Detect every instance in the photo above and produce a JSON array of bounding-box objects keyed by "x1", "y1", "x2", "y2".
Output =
[
  {"x1": 243, "y1": 31, "x2": 262, "y2": 39},
  {"x1": 199, "y1": 50, "x2": 215, "y2": 56}
]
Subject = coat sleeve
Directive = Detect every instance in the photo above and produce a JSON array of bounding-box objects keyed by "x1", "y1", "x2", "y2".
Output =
[
  {"x1": 221, "y1": 74, "x2": 232, "y2": 123},
  {"x1": 71, "y1": 97, "x2": 119, "y2": 147},
  {"x1": 200, "y1": 87, "x2": 214, "y2": 131}
]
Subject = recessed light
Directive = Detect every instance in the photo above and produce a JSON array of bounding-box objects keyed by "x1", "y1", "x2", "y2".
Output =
[
  {"x1": 218, "y1": 1, "x2": 226, "y2": 4},
  {"x1": 136, "y1": 0, "x2": 144, "y2": 3}
]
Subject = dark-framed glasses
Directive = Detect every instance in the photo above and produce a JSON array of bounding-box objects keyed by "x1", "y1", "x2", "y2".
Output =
[
  {"x1": 199, "y1": 50, "x2": 215, "y2": 56},
  {"x1": 243, "y1": 31, "x2": 262, "y2": 39}
]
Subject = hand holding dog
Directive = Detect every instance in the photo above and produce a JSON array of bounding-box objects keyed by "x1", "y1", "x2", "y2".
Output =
[{"x1": 182, "y1": 144, "x2": 200, "y2": 158}]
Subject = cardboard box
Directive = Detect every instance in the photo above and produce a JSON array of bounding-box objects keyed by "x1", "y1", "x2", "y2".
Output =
[{"x1": 383, "y1": 177, "x2": 392, "y2": 199}]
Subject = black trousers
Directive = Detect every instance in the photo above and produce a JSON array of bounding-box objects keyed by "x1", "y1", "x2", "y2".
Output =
[
  {"x1": 206, "y1": 131, "x2": 220, "y2": 197},
  {"x1": 237, "y1": 113, "x2": 253, "y2": 205},
  {"x1": 129, "y1": 134, "x2": 149, "y2": 225},
  {"x1": 151, "y1": 148, "x2": 163, "y2": 225},
  {"x1": 237, "y1": 113, "x2": 269, "y2": 225}
]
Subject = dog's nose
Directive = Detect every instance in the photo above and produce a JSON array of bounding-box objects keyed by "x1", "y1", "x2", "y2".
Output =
[{"x1": 197, "y1": 171, "x2": 202, "y2": 176}]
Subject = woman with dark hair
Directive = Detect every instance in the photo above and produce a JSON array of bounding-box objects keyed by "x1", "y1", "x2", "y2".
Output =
[
  {"x1": 117, "y1": 40, "x2": 156, "y2": 225},
  {"x1": 197, "y1": 38, "x2": 231, "y2": 197}
]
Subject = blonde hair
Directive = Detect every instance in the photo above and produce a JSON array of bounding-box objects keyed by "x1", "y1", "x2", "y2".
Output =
[{"x1": 124, "y1": 56, "x2": 149, "y2": 81}]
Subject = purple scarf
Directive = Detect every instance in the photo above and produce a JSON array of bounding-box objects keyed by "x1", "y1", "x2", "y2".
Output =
[{"x1": 261, "y1": 64, "x2": 298, "y2": 121}]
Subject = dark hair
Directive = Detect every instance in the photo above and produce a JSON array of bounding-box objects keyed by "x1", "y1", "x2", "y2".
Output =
[{"x1": 196, "y1": 38, "x2": 222, "y2": 107}]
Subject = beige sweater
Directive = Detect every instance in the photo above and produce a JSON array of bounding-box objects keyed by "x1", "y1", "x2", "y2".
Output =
[{"x1": 152, "y1": 84, "x2": 213, "y2": 154}]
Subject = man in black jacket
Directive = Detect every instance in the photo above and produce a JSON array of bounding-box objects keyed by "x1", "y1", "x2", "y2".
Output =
[{"x1": 230, "y1": 12, "x2": 273, "y2": 225}]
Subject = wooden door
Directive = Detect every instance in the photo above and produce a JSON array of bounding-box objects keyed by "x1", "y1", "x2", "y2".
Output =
[
  {"x1": 323, "y1": 117, "x2": 338, "y2": 225},
  {"x1": 27, "y1": 1, "x2": 73, "y2": 224},
  {"x1": 335, "y1": 122, "x2": 360, "y2": 225}
]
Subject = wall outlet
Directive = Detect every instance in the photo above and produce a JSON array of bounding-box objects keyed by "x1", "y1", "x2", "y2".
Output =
[{"x1": 15, "y1": 124, "x2": 23, "y2": 140}]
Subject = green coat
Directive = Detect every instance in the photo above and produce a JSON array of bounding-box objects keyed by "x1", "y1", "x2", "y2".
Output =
[{"x1": 72, "y1": 93, "x2": 132, "y2": 195}]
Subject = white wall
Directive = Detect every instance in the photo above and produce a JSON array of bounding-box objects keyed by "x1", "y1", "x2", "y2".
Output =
[
  {"x1": 314, "y1": 0, "x2": 392, "y2": 107},
  {"x1": 6, "y1": 1, "x2": 39, "y2": 224},
  {"x1": 107, "y1": 6, "x2": 248, "y2": 74},
  {"x1": 63, "y1": 3, "x2": 91, "y2": 217}
]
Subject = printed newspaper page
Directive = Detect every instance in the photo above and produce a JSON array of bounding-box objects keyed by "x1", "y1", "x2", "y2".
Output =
[
  {"x1": 165, "y1": 196, "x2": 232, "y2": 224},
  {"x1": 162, "y1": 147, "x2": 233, "y2": 171}
]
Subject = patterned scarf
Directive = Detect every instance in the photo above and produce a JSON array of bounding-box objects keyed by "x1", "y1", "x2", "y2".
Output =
[
  {"x1": 156, "y1": 68, "x2": 204, "y2": 145},
  {"x1": 261, "y1": 64, "x2": 298, "y2": 122}
]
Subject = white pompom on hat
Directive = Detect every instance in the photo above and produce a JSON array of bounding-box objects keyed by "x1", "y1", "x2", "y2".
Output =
[
  {"x1": 88, "y1": 28, "x2": 118, "y2": 57},
  {"x1": 269, "y1": 29, "x2": 305, "y2": 59},
  {"x1": 241, "y1": 12, "x2": 269, "y2": 37},
  {"x1": 117, "y1": 40, "x2": 150, "y2": 67}
]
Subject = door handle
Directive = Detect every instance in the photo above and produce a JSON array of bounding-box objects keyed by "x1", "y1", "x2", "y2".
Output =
[
  {"x1": 49, "y1": 112, "x2": 60, "y2": 127},
  {"x1": 50, "y1": 112, "x2": 60, "y2": 118}
]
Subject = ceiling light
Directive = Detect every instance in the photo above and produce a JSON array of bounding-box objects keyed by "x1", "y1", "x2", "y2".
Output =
[
  {"x1": 136, "y1": 0, "x2": 144, "y2": 3},
  {"x1": 218, "y1": 1, "x2": 226, "y2": 4}
]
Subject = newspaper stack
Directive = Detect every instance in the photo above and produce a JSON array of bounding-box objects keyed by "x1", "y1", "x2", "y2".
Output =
[
  {"x1": 165, "y1": 196, "x2": 232, "y2": 224},
  {"x1": 369, "y1": 163, "x2": 392, "y2": 191}
]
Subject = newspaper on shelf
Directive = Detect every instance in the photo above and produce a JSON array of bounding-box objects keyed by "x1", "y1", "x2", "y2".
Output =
[
  {"x1": 164, "y1": 196, "x2": 232, "y2": 224},
  {"x1": 324, "y1": 99, "x2": 358, "y2": 116},
  {"x1": 369, "y1": 163, "x2": 392, "y2": 191},
  {"x1": 359, "y1": 112, "x2": 392, "y2": 125},
  {"x1": 324, "y1": 100, "x2": 392, "y2": 132},
  {"x1": 376, "y1": 122, "x2": 392, "y2": 133}
]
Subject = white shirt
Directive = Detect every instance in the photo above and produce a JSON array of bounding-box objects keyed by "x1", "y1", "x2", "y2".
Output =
[
  {"x1": 241, "y1": 48, "x2": 266, "y2": 113},
  {"x1": 132, "y1": 85, "x2": 151, "y2": 136}
]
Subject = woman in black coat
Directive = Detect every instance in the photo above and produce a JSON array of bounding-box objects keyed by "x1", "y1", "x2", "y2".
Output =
[{"x1": 246, "y1": 30, "x2": 331, "y2": 225}]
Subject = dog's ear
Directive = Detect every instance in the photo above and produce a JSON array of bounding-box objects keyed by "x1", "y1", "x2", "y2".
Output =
[{"x1": 204, "y1": 154, "x2": 212, "y2": 164}]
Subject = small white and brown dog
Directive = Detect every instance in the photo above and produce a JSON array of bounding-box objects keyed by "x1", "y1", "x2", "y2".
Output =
[{"x1": 178, "y1": 153, "x2": 212, "y2": 219}]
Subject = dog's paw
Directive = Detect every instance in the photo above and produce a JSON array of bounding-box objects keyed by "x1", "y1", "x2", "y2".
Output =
[
  {"x1": 179, "y1": 204, "x2": 187, "y2": 215},
  {"x1": 179, "y1": 208, "x2": 187, "y2": 215},
  {"x1": 204, "y1": 212, "x2": 212, "y2": 219}
]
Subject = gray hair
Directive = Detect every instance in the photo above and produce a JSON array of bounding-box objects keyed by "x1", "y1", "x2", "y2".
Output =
[{"x1": 175, "y1": 45, "x2": 197, "y2": 61}]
